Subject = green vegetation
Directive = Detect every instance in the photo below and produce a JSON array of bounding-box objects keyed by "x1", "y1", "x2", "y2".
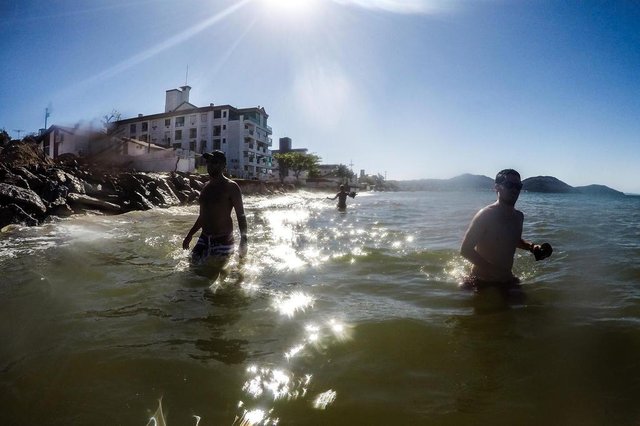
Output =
[{"x1": 273, "y1": 152, "x2": 321, "y2": 183}]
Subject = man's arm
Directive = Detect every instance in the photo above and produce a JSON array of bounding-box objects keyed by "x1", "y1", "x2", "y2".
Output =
[
  {"x1": 183, "y1": 215, "x2": 202, "y2": 250},
  {"x1": 518, "y1": 238, "x2": 534, "y2": 252},
  {"x1": 231, "y1": 183, "x2": 248, "y2": 257}
]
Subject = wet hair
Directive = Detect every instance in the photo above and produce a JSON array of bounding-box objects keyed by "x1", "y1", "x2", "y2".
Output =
[
  {"x1": 495, "y1": 169, "x2": 520, "y2": 184},
  {"x1": 203, "y1": 150, "x2": 226, "y2": 164}
]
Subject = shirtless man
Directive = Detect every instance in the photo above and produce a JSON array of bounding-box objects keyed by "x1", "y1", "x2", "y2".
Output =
[
  {"x1": 327, "y1": 185, "x2": 355, "y2": 210},
  {"x1": 182, "y1": 150, "x2": 248, "y2": 265},
  {"x1": 460, "y1": 169, "x2": 552, "y2": 293}
]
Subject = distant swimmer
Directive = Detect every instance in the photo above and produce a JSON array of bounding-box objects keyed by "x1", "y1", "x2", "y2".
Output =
[
  {"x1": 327, "y1": 185, "x2": 356, "y2": 210},
  {"x1": 459, "y1": 169, "x2": 552, "y2": 296},
  {"x1": 182, "y1": 150, "x2": 248, "y2": 266}
]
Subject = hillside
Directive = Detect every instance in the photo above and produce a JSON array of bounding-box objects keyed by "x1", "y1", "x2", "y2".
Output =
[{"x1": 393, "y1": 174, "x2": 624, "y2": 196}]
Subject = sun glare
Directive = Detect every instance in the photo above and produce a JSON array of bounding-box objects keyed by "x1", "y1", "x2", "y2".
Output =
[{"x1": 260, "y1": 0, "x2": 318, "y2": 18}]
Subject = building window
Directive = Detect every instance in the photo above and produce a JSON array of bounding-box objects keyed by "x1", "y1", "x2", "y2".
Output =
[
  {"x1": 165, "y1": 118, "x2": 171, "y2": 127},
  {"x1": 222, "y1": 124, "x2": 226, "y2": 130},
  {"x1": 190, "y1": 115, "x2": 196, "y2": 126},
  {"x1": 130, "y1": 124, "x2": 136, "y2": 133},
  {"x1": 140, "y1": 134, "x2": 148, "y2": 142},
  {"x1": 189, "y1": 128, "x2": 197, "y2": 139},
  {"x1": 201, "y1": 113, "x2": 207, "y2": 122},
  {"x1": 200, "y1": 140, "x2": 207, "y2": 153},
  {"x1": 175, "y1": 130, "x2": 182, "y2": 140},
  {"x1": 141, "y1": 122, "x2": 148, "y2": 132},
  {"x1": 213, "y1": 139, "x2": 221, "y2": 149},
  {"x1": 223, "y1": 138, "x2": 226, "y2": 144},
  {"x1": 189, "y1": 141, "x2": 196, "y2": 151},
  {"x1": 176, "y1": 116, "x2": 185, "y2": 127},
  {"x1": 173, "y1": 143, "x2": 181, "y2": 150},
  {"x1": 213, "y1": 126, "x2": 221, "y2": 136},
  {"x1": 214, "y1": 110, "x2": 221, "y2": 119},
  {"x1": 223, "y1": 111, "x2": 227, "y2": 118}
]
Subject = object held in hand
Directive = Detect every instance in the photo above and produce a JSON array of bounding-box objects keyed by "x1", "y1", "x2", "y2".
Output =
[{"x1": 532, "y1": 243, "x2": 553, "y2": 261}]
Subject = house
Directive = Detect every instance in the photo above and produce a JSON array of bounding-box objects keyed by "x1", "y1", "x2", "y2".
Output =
[
  {"x1": 37, "y1": 125, "x2": 194, "y2": 172},
  {"x1": 86, "y1": 136, "x2": 195, "y2": 172},
  {"x1": 39, "y1": 125, "x2": 94, "y2": 158},
  {"x1": 114, "y1": 86, "x2": 273, "y2": 180}
]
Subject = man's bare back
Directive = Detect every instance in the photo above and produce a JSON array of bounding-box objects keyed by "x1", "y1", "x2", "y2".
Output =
[
  {"x1": 461, "y1": 201, "x2": 524, "y2": 282},
  {"x1": 199, "y1": 177, "x2": 244, "y2": 238},
  {"x1": 183, "y1": 151, "x2": 248, "y2": 264}
]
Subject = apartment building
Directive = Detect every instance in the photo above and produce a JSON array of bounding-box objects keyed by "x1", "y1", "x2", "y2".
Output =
[{"x1": 115, "y1": 86, "x2": 273, "y2": 180}]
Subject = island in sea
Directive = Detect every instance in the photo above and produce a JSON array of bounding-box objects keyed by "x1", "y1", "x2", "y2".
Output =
[{"x1": 390, "y1": 173, "x2": 625, "y2": 196}]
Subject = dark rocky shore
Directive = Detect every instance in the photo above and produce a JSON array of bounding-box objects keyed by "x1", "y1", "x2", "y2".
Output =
[{"x1": 0, "y1": 142, "x2": 291, "y2": 229}]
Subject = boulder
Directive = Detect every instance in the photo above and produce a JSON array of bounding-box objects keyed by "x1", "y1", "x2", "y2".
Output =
[
  {"x1": 0, "y1": 203, "x2": 39, "y2": 228},
  {"x1": 67, "y1": 193, "x2": 121, "y2": 213},
  {"x1": 0, "y1": 183, "x2": 47, "y2": 216}
]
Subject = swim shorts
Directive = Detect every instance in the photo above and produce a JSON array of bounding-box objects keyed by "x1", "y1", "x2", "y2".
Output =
[
  {"x1": 460, "y1": 276, "x2": 522, "y2": 294},
  {"x1": 191, "y1": 233, "x2": 234, "y2": 265}
]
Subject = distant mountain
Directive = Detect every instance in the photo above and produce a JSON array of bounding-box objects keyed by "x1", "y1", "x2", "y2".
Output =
[
  {"x1": 522, "y1": 176, "x2": 574, "y2": 193},
  {"x1": 574, "y1": 184, "x2": 625, "y2": 197},
  {"x1": 393, "y1": 174, "x2": 625, "y2": 196}
]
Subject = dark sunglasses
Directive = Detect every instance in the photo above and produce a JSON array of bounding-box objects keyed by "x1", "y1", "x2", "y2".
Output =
[{"x1": 499, "y1": 181, "x2": 523, "y2": 191}]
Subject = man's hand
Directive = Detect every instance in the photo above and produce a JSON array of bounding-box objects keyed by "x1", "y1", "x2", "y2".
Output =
[
  {"x1": 532, "y1": 243, "x2": 553, "y2": 261},
  {"x1": 182, "y1": 235, "x2": 192, "y2": 250}
]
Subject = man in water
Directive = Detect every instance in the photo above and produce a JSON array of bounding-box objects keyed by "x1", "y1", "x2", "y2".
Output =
[
  {"x1": 327, "y1": 185, "x2": 355, "y2": 210},
  {"x1": 182, "y1": 150, "x2": 248, "y2": 265},
  {"x1": 460, "y1": 169, "x2": 552, "y2": 294}
]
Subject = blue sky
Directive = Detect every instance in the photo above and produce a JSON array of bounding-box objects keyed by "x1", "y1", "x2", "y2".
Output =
[{"x1": 2, "y1": 0, "x2": 640, "y2": 193}]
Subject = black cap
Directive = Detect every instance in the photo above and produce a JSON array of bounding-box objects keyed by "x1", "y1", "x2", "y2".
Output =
[{"x1": 202, "y1": 150, "x2": 226, "y2": 163}]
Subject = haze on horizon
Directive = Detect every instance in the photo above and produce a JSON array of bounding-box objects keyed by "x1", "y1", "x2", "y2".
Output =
[{"x1": 2, "y1": 0, "x2": 639, "y2": 193}]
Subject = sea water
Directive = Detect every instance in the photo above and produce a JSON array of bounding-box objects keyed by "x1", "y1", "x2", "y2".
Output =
[{"x1": 1, "y1": 191, "x2": 640, "y2": 425}]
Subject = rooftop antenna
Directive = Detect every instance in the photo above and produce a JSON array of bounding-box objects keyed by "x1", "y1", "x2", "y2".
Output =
[
  {"x1": 44, "y1": 106, "x2": 51, "y2": 129},
  {"x1": 185, "y1": 64, "x2": 189, "y2": 86}
]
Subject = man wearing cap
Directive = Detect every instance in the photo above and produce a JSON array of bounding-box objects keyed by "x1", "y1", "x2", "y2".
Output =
[
  {"x1": 182, "y1": 150, "x2": 248, "y2": 265},
  {"x1": 459, "y1": 169, "x2": 552, "y2": 295}
]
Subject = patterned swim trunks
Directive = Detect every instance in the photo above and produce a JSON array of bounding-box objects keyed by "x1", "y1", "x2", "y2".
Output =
[{"x1": 191, "y1": 233, "x2": 235, "y2": 265}]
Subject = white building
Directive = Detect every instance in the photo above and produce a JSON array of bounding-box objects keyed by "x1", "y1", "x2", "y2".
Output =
[
  {"x1": 115, "y1": 86, "x2": 273, "y2": 180},
  {"x1": 40, "y1": 125, "x2": 93, "y2": 158}
]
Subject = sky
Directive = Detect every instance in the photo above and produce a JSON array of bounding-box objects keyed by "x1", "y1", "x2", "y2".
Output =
[{"x1": 2, "y1": 0, "x2": 640, "y2": 193}]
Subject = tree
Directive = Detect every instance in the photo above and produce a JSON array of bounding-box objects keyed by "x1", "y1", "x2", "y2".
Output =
[
  {"x1": 102, "y1": 109, "x2": 122, "y2": 135},
  {"x1": 0, "y1": 128, "x2": 10, "y2": 147},
  {"x1": 273, "y1": 152, "x2": 321, "y2": 183},
  {"x1": 335, "y1": 164, "x2": 355, "y2": 183}
]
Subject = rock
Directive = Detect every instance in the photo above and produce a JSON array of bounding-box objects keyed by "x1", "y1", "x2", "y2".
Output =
[
  {"x1": 67, "y1": 193, "x2": 121, "y2": 213},
  {"x1": 148, "y1": 177, "x2": 181, "y2": 206},
  {"x1": 129, "y1": 191, "x2": 155, "y2": 211},
  {"x1": 0, "y1": 183, "x2": 47, "y2": 216},
  {"x1": 49, "y1": 203, "x2": 75, "y2": 217},
  {"x1": 13, "y1": 167, "x2": 45, "y2": 191},
  {"x1": 0, "y1": 203, "x2": 39, "y2": 228}
]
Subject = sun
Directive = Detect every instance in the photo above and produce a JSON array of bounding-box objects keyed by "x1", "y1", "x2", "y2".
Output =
[{"x1": 259, "y1": 0, "x2": 319, "y2": 18}]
